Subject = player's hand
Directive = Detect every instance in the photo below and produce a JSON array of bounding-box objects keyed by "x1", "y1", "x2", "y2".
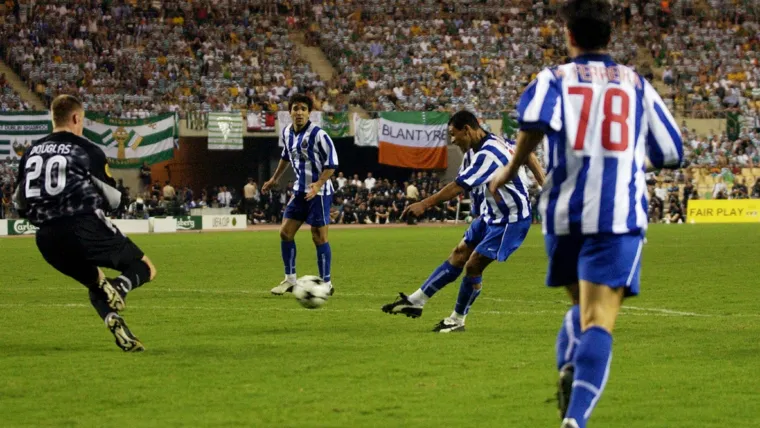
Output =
[
  {"x1": 489, "y1": 167, "x2": 511, "y2": 203},
  {"x1": 305, "y1": 181, "x2": 323, "y2": 201},
  {"x1": 402, "y1": 201, "x2": 427, "y2": 218},
  {"x1": 262, "y1": 179, "x2": 276, "y2": 193}
]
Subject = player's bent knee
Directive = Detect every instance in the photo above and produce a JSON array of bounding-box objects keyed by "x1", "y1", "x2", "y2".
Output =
[
  {"x1": 141, "y1": 256, "x2": 157, "y2": 281},
  {"x1": 311, "y1": 227, "x2": 328, "y2": 245},
  {"x1": 279, "y1": 228, "x2": 295, "y2": 241}
]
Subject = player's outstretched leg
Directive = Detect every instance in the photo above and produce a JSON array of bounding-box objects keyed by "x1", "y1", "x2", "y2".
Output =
[
  {"x1": 382, "y1": 240, "x2": 469, "y2": 318},
  {"x1": 272, "y1": 219, "x2": 302, "y2": 295},
  {"x1": 312, "y1": 225, "x2": 334, "y2": 295},
  {"x1": 562, "y1": 282, "x2": 623, "y2": 428},
  {"x1": 556, "y1": 303, "x2": 581, "y2": 418}
]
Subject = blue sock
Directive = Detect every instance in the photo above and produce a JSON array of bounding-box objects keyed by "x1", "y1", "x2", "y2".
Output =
[
  {"x1": 565, "y1": 326, "x2": 613, "y2": 428},
  {"x1": 556, "y1": 304, "x2": 581, "y2": 370},
  {"x1": 420, "y1": 261, "x2": 463, "y2": 297},
  {"x1": 454, "y1": 275, "x2": 482, "y2": 316},
  {"x1": 281, "y1": 241, "x2": 296, "y2": 276},
  {"x1": 316, "y1": 242, "x2": 332, "y2": 282}
]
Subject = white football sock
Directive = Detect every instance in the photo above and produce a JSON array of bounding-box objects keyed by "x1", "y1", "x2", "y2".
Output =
[
  {"x1": 286, "y1": 274, "x2": 297, "y2": 284},
  {"x1": 450, "y1": 311, "x2": 466, "y2": 324},
  {"x1": 407, "y1": 289, "x2": 428, "y2": 306}
]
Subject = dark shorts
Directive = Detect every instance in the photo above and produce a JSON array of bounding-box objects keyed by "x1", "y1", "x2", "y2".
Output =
[{"x1": 36, "y1": 213, "x2": 145, "y2": 288}]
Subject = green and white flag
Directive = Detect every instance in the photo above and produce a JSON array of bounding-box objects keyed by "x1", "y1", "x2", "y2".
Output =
[
  {"x1": 501, "y1": 112, "x2": 518, "y2": 139},
  {"x1": 322, "y1": 112, "x2": 350, "y2": 138},
  {"x1": 83, "y1": 112, "x2": 178, "y2": 168},
  {"x1": 208, "y1": 112, "x2": 243, "y2": 150},
  {"x1": 0, "y1": 111, "x2": 53, "y2": 160}
]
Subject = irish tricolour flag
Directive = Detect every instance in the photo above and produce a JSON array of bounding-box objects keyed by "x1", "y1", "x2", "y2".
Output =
[{"x1": 378, "y1": 112, "x2": 449, "y2": 169}]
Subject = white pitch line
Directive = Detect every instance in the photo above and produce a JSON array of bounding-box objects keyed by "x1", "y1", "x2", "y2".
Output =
[
  {"x1": 623, "y1": 305, "x2": 706, "y2": 317},
  {"x1": 0, "y1": 302, "x2": 700, "y2": 317},
  {"x1": 0, "y1": 287, "x2": 732, "y2": 317}
]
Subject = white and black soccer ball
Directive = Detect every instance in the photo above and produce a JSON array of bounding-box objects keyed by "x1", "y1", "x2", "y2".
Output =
[{"x1": 293, "y1": 275, "x2": 331, "y2": 309}]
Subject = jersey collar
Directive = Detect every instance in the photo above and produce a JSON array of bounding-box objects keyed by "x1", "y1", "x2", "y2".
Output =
[
  {"x1": 292, "y1": 120, "x2": 311, "y2": 135},
  {"x1": 572, "y1": 53, "x2": 614, "y2": 64}
]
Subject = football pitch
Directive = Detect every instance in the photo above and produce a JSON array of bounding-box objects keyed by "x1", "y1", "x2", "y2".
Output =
[{"x1": 1, "y1": 224, "x2": 758, "y2": 427}]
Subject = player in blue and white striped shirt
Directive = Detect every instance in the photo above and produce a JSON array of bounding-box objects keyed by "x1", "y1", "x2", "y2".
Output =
[
  {"x1": 263, "y1": 94, "x2": 339, "y2": 295},
  {"x1": 382, "y1": 111, "x2": 544, "y2": 333},
  {"x1": 488, "y1": 2, "x2": 683, "y2": 427}
]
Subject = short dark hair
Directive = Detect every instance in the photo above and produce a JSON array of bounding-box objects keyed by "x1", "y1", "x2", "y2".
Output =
[
  {"x1": 51, "y1": 95, "x2": 84, "y2": 126},
  {"x1": 560, "y1": 0, "x2": 612, "y2": 51},
  {"x1": 288, "y1": 94, "x2": 313, "y2": 112},
  {"x1": 448, "y1": 110, "x2": 481, "y2": 131}
]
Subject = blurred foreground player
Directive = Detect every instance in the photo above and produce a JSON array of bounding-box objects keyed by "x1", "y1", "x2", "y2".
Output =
[
  {"x1": 489, "y1": 1, "x2": 683, "y2": 426},
  {"x1": 13, "y1": 95, "x2": 157, "y2": 352}
]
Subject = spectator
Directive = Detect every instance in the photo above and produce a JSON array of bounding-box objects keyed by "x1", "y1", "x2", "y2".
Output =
[
  {"x1": 374, "y1": 204, "x2": 390, "y2": 224},
  {"x1": 731, "y1": 178, "x2": 748, "y2": 199},
  {"x1": 218, "y1": 186, "x2": 232, "y2": 207},
  {"x1": 244, "y1": 178, "x2": 259, "y2": 222},
  {"x1": 336, "y1": 171, "x2": 347, "y2": 189},
  {"x1": 752, "y1": 178, "x2": 760, "y2": 199},
  {"x1": 163, "y1": 180, "x2": 176, "y2": 201},
  {"x1": 140, "y1": 162, "x2": 151, "y2": 193},
  {"x1": 350, "y1": 174, "x2": 362, "y2": 188},
  {"x1": 713, "y1": 176, "x2": 729, "y2": 199},
  {"x1": 364, "y1": 172, "x2": 376, "y2": 191}
]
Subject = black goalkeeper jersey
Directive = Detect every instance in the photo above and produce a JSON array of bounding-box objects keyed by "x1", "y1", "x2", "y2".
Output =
[{"x1": 14, "y1": 131, "x2": 121, "y2": 226}]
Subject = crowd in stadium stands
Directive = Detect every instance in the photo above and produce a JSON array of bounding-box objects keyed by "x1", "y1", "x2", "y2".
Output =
[
  {"x1": 0, "y1": 0, "x2": 332, "y2": 118},
  {"x1": 653, "y1": 2, "x2": 760, "y2": 119},
  {"x1": 316, "y1": 0, "x2": 647, "y2": 118},
  {"x1": 0, "y1": 157, "x2": 18, "y2": 219},
  {"x1": 0, "y1": 73, "x2": 32, "y2": 111}
]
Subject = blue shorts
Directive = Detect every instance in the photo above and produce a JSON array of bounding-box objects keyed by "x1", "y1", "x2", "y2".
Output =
[
  {"x1": 464, "y1": 217, "x2": 531, "y2": 262},
  {"x1": 283, "y1": 193, "x2": 332, "y2": 227},
  {"x1": 544, "y1": 232, "x2": 644, "y2": 296}
]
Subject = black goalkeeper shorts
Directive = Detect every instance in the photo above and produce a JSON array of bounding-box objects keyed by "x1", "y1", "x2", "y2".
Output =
[{"x1": 35, "y1": 213, "x2": 145, "y2": 288}]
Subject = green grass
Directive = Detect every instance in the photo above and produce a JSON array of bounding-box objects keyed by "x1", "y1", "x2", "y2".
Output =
[{"x1": 1, "y1": 224, "x2": 759, "y2": 427}]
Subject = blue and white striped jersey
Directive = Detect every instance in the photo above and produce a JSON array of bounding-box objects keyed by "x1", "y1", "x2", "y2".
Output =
[
  {"x1": 280, "y1": 121, "x2": 339, "y2": 196},
  {"x1": 517, "y1": 53, "x2": 683, "y2": 236},
  {"x1": 456, "y1": 133, "x2": 531, "y2": 225}
]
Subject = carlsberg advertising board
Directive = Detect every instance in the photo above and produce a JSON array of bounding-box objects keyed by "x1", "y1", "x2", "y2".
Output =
[
  {"x1": 9, "y1": 219, "x2": 39, "y2": 235},
  {"x1": 175, "y1": 216, "x2": 202, "y2": 230}
]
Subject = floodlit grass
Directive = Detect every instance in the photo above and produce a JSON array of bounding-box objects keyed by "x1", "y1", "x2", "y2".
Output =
[{"x1": 1, "y1": 224, "x2": 758, "y2": 427}]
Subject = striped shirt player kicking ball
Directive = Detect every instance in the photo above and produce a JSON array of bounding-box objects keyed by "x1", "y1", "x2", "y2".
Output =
[
  {"x1": 382, "y1": 110, "x2": 545, "y2": 333},
  {"x1": 489, "y1": 1, "x2": 683, "y2": 427},
  {"x1": 263, "y1": 94, "x2": 339, "y2": 295}
]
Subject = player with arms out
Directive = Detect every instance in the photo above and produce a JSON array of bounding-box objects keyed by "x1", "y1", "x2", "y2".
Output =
[
  {"x1": 263, "y1": 94, "x2": 338, "y2": 295},
  {"x1": 13, "y1": 95, "x2": 158, "y2": 352},
  {"x1": 381, "y1": 111, "x2": 544, "y2": 332},
  {"x1": 488, "y1": 1, "x2": 683, "y2": 426}
]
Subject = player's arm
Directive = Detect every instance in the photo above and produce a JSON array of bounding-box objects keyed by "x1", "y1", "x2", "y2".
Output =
[
  {"x1": 263, "y1": 137, "x2": 292, "y2": 192},
  {"x1": 404, "y1": 152, "x2": 496, "y2": 217},
  {"x1": 490, "y1": 69, "x2": 560, "y2": 194},
  {"x1": 86, "y1": 146, "x2": 122, "y2": 210},
  {"x1": 12, "y1": 154, "x2": 27, "y2": 216},
  {"x1": 526, "y1": 152, "x2": 545, "y2": 187},
  {"x1": 490, "y1": 130, "x2": 545, "y2": 193},
  {"x1": 642, "y1": 79, "x2": 683, "y2": 169}
]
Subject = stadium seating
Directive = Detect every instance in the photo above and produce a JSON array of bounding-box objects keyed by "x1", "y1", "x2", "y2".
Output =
[{"x1": 0, "y1": 1, "x2": 328, "y2": 117}]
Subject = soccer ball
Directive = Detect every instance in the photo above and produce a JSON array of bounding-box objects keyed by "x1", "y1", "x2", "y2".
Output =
[{"x1": 293, "y1": 275, "x2": 331, "y2": 309}]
